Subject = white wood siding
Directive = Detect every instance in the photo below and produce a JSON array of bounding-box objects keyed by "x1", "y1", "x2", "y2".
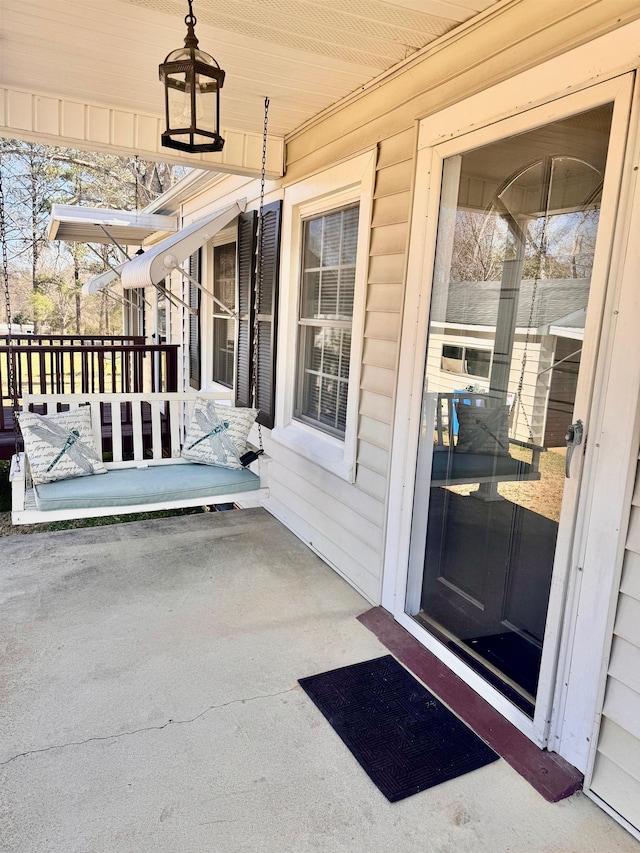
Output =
[
  {"x1": 589, "y1": 480, "x2": 640, "y2": 835},
  {"x1": 259, "y1": 129, "x2": 414, "y2": 603}
]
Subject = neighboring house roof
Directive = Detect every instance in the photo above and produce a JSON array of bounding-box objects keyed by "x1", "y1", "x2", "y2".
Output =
[{"x1": 439, "y1": 279, "x2": 589, "y2": 331}]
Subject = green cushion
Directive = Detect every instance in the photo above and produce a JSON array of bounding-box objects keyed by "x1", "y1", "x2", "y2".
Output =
[{"x1": 33, "y1": 463, "x2": 261, "y2": 512}]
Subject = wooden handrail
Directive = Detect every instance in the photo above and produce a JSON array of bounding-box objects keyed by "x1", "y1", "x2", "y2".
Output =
[{"x1": 0, "y1": 334, "x2": 144, "y2": 346}]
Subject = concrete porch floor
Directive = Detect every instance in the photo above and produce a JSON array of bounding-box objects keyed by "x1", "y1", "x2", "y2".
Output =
[{"x1": 0, "y1": 508, "x2": 637, "y2": 852}]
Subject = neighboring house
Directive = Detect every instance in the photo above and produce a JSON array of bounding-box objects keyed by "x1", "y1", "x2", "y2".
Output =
[
  {"x1": 428, "y1": 278, "x2": 589, "y2": 445},
  {"x1": 7, "y1": 0, "x2": 640, "y2": 841}
]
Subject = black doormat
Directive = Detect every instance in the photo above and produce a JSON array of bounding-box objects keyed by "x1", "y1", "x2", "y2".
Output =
[{"x1": 298, "y1": 655, "x2": 498, "y2": 802}]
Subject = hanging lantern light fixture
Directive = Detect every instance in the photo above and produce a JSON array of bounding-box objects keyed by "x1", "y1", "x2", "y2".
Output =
[{"x1": 159, "y1": 0, "x2": 225, "y2": 154}]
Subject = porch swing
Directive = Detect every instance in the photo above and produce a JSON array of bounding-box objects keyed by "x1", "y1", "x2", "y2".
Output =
[
  {"x1": 7, "y1": 102, "x2": 273, "y2": 525},
  {"x1": 429, "y1": 156, "x2": 589, "y2": 490}
]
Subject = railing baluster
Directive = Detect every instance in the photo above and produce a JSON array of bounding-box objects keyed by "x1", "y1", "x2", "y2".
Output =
[
  {"x1": 110, "y1": 401, "x2": 123, "y2": 463},
  {"x1": 169, "y1": 399, "x2": 181, "y2": 458},
  {"x1": 151, "y1": 400, "x2": 162, "y2": 459},
  {"x1": 39, "y1": 350, "x2": 46, "y2": 394},
  {"x1": 131, "y1": 400, "x2": 143, "y2": 461},
  {"x1": 98, "y1": 349, "x2": 105, "y2": 393},
  {"x1": 0, "y1": 342, "x2": 180, "y2": 457}
]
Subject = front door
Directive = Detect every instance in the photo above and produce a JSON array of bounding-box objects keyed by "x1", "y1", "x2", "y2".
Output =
[{"x1": 404, "y1": 80, "x2": 632, "y2": 730}]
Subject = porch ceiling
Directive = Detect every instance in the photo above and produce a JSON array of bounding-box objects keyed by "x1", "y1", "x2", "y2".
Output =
[{"x1": 0, "y1": 0, "x2": 498, "y2": 175}]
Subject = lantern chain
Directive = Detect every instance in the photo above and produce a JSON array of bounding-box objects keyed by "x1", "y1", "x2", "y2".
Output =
[
  {"x1": 251, "y1": 96, "x2": 270, "y2": 454},
  {"x1": 0, "y1": 155, "x2": 21, "y2": 468}
]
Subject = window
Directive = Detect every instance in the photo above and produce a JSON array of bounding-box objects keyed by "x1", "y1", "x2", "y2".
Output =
[
  {"x1": 125, "y1": 287, "x2": 145, "y2": 338},
  {"x1": 441, "y1": 344, "x2": 491, "y2": 379},
  {"x1": 184, "y1": 202, "x2": 281, "y2": 422},
  {"x1": 212, "y1": 242, "x2": 236, "y2": 388},
  {"x1": 155, "y1": 286, "x2": 168, "y2": 343},
  {"x1": 296, "y1": 205, "x2": 359, "y2": 437},
  {"x1": 273, "y1": 149, "x2": 375, "y2": 481}
]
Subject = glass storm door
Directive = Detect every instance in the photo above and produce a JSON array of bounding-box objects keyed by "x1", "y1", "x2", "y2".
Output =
[{"x1": 406, "y1": 99, "x2": 619, "y2": 719}]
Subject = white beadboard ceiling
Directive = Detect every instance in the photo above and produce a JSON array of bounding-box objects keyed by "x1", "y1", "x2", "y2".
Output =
[{"x1": 0, "y1": 0, "x2": 499, "y2": 139}]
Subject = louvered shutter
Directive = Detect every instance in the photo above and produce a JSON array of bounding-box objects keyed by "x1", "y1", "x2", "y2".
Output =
[
  {"x1": 255, "y1": 200, "x2": 282, "y2": 429},
  {"x1": 188, "y1": 250, "x2": 201, "y2": 389},
  {"x1": 235, "y1": 211, "x2": 257, "y2": 407}
]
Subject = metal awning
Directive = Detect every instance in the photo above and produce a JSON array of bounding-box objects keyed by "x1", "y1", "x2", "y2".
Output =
[
  {"x1": 121, "y1": 201, "x2": 245, "y2": 290},
  {"x1": 81, "y1": 263, "x2": 127, "y2": 296},
  {"x1": 48, "y1": 205, "x2": 178, "y2": 245}
]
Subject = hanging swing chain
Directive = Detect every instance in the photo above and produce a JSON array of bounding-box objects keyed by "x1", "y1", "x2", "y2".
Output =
[
  {"x1": 0, "y1": 155, "x2": 21, "y2": 469},
  {"x1": 250, "y1": 96, "x2": 270, "y2": 454}
]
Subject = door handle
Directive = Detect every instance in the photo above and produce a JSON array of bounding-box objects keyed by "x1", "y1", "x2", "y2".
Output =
[{"x1": 565, "y1": 419, "x2": 584, "y2": 478}]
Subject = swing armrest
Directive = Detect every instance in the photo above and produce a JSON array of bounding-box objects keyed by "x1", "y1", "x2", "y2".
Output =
[
  {"x1": 9, "y1": 452, "x2": 31, "y2": 486},
  {"x1": 508, "y1": 438, "x2": 548, "y2": 452},
  {"x1": 246, "y1": 445, "x2": 271, "y2": 488},
  {"x1": 9, "y1": 453, "x2": 27, "y2": 515},
  {"x1": 507, "y1": 438, "x2": 546, "y2": 475}
]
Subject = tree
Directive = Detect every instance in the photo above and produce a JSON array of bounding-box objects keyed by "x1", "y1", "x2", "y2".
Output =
[
  {"x1": 450, "y1": 208, "x2": 509, "y2": 283},
  {"x1": 0, "y1": 140, "x2": 187, "y2": 334}
]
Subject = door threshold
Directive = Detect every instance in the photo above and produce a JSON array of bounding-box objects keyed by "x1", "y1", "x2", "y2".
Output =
[
  {"x1": 414, "y1": 612, "x2": 536, "y2": 717},
  {"x1": 358, "y1": 605, "x2": 583, "y2": 803}
]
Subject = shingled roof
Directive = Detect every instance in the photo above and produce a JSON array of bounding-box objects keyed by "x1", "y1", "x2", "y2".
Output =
[{"x1": 436, "y1": 278, "x2": 589, "y2": 330}]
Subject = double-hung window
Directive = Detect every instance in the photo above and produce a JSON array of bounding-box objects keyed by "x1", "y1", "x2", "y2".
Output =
[
  {"x1": 186, "y1": 201, "x2": 282, "y2": 428},
  {"x1": 441, "y1": 344, "x2": 492, "y2": 379},
  {"x1": 296, "y1": 205, "x2": 359, "y2": 437},
  {"x1": 274, "y1": 149, "x2": 375, "y2": 481},
  {"x1": 211, "y1": 241, "x2": 236, "y2": 388}
]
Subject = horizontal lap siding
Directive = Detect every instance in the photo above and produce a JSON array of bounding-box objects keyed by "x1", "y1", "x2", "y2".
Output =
[
  {"x1": 264, "y1": 438, "x2": 385, "y2": 603},
  {"x1": 266, "y1": 132, "x2": 413, "y2": 603},
  {"x1": 590, "y1": 474, "x2": 640, "y2": 833},
  {"x1": 351, "y1": 138, "x2": 412, "y2": 576}
]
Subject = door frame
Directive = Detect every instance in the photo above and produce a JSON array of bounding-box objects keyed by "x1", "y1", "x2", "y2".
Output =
[{"x1": 383, "y1": 63, "x2": 635, "y2": 758}]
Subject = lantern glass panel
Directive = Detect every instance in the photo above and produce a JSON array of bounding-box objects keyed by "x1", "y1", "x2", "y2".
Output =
[{"x1": 167, "y1": 71, "x2": 192, "y2": 129}]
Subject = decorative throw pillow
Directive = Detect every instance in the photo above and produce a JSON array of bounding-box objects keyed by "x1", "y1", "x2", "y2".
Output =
[
  {"x1": 213, "y1": 403, "x2": 258, "y2": 456},
  {"x1": 19, "y1": 407, "x2": 107, "y2": 485},
  {"x1": 455, "y1": 404, "x2": 510, "y2": 456},
  {"x1": 181, "y1": 398, "x2": 243, "y2": 469}
]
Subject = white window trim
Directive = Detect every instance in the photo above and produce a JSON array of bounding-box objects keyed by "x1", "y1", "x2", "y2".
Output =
[
  {"x1": 200, "y1": 224, "x2": 238, "y2": 393},
  {"x1": 273, "y1": 149, "x2": 376, "y2": 482}
]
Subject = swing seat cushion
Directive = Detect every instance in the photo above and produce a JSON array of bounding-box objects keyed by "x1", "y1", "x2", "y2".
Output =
[
  {"x1": 431, "y1": 448, "x2": 536, "y2": 484},
  {"x1": 32, "y1": 462, "x2": 261, "y2": 512}
]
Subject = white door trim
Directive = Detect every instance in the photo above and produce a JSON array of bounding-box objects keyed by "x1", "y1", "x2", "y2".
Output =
[
  {"x1": 561, "y1": 73, "x2": 640, "y2": 775},
  {"x1": 383, "y1": 73, "x2": 635, "y2": 751}
]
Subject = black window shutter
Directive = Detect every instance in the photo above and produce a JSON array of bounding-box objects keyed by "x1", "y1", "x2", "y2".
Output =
[
  {"x1": 188, "y1": 250, "x2": 201, "y2": 388},
  {"x1": 236, "y1": 211, "x2": 257, "y2": 407},
  {"x1": 235, "y1": 202, "x2": 282, "y2": 428},
  {"x1": 255, "y1": 200, "x2": 282, "y2": 429}
]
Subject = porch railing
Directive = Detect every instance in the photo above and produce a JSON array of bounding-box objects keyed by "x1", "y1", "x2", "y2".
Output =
[
  {"x1": 0, "y1": 342, "x2": 179, "y2": 453},
  {"x1": 0, "y1": 334, "x2": 145, "y2": 348}
]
